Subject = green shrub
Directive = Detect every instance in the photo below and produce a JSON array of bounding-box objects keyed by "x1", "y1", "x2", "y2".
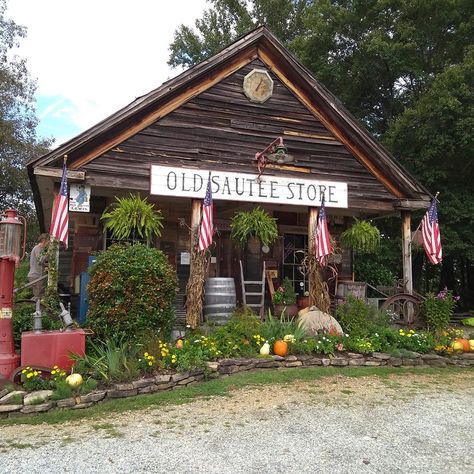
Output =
[
  {"x1": 71, "y1": 338, "x2": 140, "y2": 384},
  {"x1": 260, "y1": 311, "x2": 306, "y2": 344},
  {"x1": 422, "y1": 288, "x2": 459, "y2": 331},
  {"x1": 87, "y1": 243, "x2": 177, "y2": 342},
  {"x1": 335, "y1": 296, "x2": 389, "y2": 338}
]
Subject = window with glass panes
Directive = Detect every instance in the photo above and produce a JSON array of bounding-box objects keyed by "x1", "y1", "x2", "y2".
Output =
[{"x1": 282, "y1": 233, "x2": 308, "y2": 296}]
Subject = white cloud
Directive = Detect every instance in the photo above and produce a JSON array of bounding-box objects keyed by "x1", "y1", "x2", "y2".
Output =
[{"x1": 7, "y1": 0, "x2": 208, "y2": 142}]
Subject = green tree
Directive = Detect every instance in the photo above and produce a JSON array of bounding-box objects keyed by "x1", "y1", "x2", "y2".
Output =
[
  {"x1": 385, "y1": 46, "x2": 474, "y2": 306},
  {"x1": 168, "y1": 0, "x2": 309, "y2": 68},
  {"x1": 0, "y1": 0, "x2": 50, "y2": 247},
  {"x1": 169, "y1": 0, "x2": 474, "y2": 136}
]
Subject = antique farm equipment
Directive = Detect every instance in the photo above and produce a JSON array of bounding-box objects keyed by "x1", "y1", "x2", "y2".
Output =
[
  {"x1": 0, "y1": 209, "x2": 26, "y2": 379},
  {"x1": 381, "y1": 292, "x2": 424, "y2": 327}
]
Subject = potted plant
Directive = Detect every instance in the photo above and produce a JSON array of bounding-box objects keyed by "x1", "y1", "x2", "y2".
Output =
[
  {"x1": 297, "y1": 290, "x2": 310, "y2": 310},
  {"x1": 272, "y1": 277, "x2": 298, "y2": 318},
  {"x1": 230, "y1": 206, "x2": 278, "y2": 279}
]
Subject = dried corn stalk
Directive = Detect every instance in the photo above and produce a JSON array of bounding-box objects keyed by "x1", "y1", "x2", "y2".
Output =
[{"x1": 185, "y1": 228, "x2": 209, "y2": 328}]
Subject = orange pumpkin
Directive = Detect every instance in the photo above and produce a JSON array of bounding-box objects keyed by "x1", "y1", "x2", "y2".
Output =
[
  {"x1": 455, "y1": 338, "x2": 470, "y2": 352},
  {"x1": 273, "y1": 340, "x2": 288, "y2": 357}
]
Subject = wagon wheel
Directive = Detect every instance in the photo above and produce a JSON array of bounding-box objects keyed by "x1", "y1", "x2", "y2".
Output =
[
  {"x1": 381, "y1": 293, "x2": 424, "y2": 328},
  {"x1": 10, "y1": 365, "x2": 53, "y2": 385}
]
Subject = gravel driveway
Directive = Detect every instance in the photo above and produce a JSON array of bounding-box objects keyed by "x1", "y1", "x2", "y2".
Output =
[{"x1": 1, "y1": 370, "x2": 473, "y2": 473}]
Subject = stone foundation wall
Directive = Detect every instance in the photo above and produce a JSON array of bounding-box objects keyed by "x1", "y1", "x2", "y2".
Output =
[{"x1": 1, "y1": 352, "x2": 473, "y2": 419}]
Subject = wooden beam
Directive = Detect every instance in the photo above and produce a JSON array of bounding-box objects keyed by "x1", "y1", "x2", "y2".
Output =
[
  {"x1": 283, "y1": 130, "x2": 337, "y2": 141},
  {"x1": 394, "y1": 199, "x2": 430, "y2": 210},
  {"x1": 258, "y1": 48, "x2": 404, "y2": 198},
  {"x1": 34, "y1": 167, "x2": 85, "y2": 180},
  {"x1": 70, "y1": 50, "x2": 258, "y2": 170}
]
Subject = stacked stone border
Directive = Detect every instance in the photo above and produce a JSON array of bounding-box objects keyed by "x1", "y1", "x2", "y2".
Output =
[{"x1": 1, "y1": 352, "x2": 473, "y2": 419}]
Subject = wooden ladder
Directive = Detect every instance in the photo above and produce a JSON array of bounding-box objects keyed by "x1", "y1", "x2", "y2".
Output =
[{"x1": 239, "y1": 260, "x2": 266, "y2": 320}]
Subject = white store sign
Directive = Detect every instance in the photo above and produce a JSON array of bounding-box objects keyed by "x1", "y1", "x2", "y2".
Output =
[{"x1": 150, "y1": 165, "x2": 348, "y2": 208}]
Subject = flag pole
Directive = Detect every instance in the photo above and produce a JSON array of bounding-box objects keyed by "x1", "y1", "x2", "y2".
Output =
[{"x1": 47, "y1": 155, "x2": 68, "y2": 288}]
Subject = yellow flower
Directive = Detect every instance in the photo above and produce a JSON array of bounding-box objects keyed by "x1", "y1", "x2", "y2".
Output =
[
  {"x1": 407, "y1": 334, "x2": 412, "y2": 338},
  {"x1": 27, "y1": 373, "x2": 33, "y2": 378},
  {"x1": 144, "y1": 352, "x2": 149, "y2": 357},
  {"x1": 148, "y1": 361, "x2": 153, "y2": 366},
  {"x1": 21, "y1": 369, "x2": 26, "y2": 374}
]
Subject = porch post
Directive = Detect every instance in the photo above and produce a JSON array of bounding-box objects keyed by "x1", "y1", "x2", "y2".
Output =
[
  {"x1": 401, "y1": 211, "x2": 413, "y2": 295},
  {"x1": 401, "y1": 210, "x2": 414, "y2": 323},
  {"x1": 185, "y1": 199, "x2": 203, "y2": 328},
  {"x1": 308, "y1": 207, "x2": 318, "y2": 306}
]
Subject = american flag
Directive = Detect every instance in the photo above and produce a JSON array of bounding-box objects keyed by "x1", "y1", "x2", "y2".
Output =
[
  {"x1": 315, "y1": 196, "x2": 332, "y2": 266},
  {"x1": 421, "y1": 198, "x2": 442, "y2": 265},
  {"x1": 50, "y1": 160, "x2": 69, "y2": 248},
  {"x1": 198, "y1": 174, "x2": 214, "y2": 252}
]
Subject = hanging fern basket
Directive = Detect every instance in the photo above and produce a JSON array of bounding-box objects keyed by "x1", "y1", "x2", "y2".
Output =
[{"x1": 340, "y1": 219, "x2": 380, "y2": 254}]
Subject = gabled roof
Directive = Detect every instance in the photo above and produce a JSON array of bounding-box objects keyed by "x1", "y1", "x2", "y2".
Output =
[{"x1": 29, "y1": 26, "x2": 430, "y2": 203}]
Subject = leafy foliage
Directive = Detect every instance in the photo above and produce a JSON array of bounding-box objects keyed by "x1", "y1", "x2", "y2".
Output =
[
  {"x1": 71, "y1": 338, "x2": 140, "y2": 384},
  {"x1": 230, "y1": 206, "x2": 278, "y2": 246},
  {"x1": 87, "y1": 244, "x2": 177, "y2": 342},
  {"x1": 0, "y1": 0, "x2": 50, "y2": 248},
  {"x1": 340, "y1": 219, "x2": 381, "y2": 254},
  {"x1": 101, "y1": 194, "x2": 164, "y2": 242},
  {"x1": 335, "y1": 296, "x2": 390, "y2": 338},
  {"x1": 422, "y1": 288, "x2": 459, "y2": 331}
]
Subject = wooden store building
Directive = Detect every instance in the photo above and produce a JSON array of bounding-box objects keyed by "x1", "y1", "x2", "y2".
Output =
[{"x1": 27, "y1": 27, "x2": 431, "y2": 322}]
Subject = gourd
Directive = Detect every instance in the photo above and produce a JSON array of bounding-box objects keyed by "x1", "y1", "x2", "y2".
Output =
[
  {"x1": 65, "y1": 373, "x2": 83, "y2": 388},
  {"x1": 455, "y1": 338, "x2": 470, "y2": 352},
  {"x1": 273, "y1": 340, "x2": 288, "y2": 357},
  {"x1": 260, "y1": 341, "x2": 270, "y2": 356},
  {"x1": 451, "y1": 340, "x2": 464, "y2": 353}
]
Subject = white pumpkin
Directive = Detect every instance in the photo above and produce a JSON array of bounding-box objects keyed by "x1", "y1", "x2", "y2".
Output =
[
  {"x1": 260, "y1": 342, "x2": 270, "y2": 356},
  {"x1": 66, "y1": 373, "x2": 83, "y2": 388}
]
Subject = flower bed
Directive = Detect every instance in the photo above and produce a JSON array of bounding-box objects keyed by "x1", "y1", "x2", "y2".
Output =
[{"x1": 1, "y1": 351, "x2": 473, "y2": 418}]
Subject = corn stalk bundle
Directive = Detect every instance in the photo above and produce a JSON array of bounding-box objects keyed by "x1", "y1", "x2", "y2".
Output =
[
  {"x1": 185, "y1": 228, "x2": 209, "y2": 328},
  {"x1": 304, "y1": 251, "x2": 331, "y2": 314}
]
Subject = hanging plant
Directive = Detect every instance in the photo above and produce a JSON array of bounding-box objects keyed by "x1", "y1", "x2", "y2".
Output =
[
  {"x1": 101, "y1": 193, "x2": 164, "y2": 242},
  {"x1": 230, "y1": 206, "x2": 278, "y2": 247},
  {"x1": 340, "y1": 219, "x2": 380, "y2": 254}
]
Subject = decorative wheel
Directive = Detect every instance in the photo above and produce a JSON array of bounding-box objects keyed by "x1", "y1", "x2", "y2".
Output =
[{"x1": 381, "y1": 293, "x2": 424, "y2": 327}]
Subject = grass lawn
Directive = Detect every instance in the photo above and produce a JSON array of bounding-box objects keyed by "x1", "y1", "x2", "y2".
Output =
[{"x1": 1, "y1": 366, "x2": 471, "y2": 426}]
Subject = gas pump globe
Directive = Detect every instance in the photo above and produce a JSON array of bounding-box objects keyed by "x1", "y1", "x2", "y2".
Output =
[{"x1": 0, "y1": 209, "x2": 25, "y2": 379}]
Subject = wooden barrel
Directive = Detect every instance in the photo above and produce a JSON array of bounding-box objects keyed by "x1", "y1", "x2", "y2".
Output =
[{"x1": 204, "y1": 278, "x2": 236, "y2": 325}]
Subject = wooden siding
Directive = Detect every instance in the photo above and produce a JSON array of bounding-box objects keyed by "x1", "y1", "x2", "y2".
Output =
[{"x1": 83, "y1": 60, "x2": 396, "y2": 212}]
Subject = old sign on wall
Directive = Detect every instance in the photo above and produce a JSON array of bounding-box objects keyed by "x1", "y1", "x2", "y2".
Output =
[
  {"x1": 150, "y1": 165, "x2": 348, "y2": 208},
  {"x1": 69, "y1": 183, "x2": 91, "y2": 212}
]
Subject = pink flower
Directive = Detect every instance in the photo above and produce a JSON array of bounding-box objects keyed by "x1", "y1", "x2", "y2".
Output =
[{"x1": 336, "y1": 343, "x2": 344, "y2": 352}]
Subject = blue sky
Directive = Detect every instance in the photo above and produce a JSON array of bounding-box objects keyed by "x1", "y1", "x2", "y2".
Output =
[{"x1": 7, "y1": 0, "x2": 208, "y2": 146}]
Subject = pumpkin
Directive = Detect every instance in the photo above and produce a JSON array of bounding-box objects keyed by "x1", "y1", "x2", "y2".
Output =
[
  {"x1": 273, "y1": 340, "x2": 288, "y2": 357},
  {"x1": 455, "y1": 338, "x2": 470, "y2": 352},
  {"x1": 65, "y1": 373, "x2": 83, "y2": 388},
  {"x1": 260, "y1": 342, "x2": 270, "y2": 356}
]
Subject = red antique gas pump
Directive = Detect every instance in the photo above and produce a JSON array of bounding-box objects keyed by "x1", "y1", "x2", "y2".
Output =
[{"x1": 0, "y1": 209, "x2": 26, "y2": 379}]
